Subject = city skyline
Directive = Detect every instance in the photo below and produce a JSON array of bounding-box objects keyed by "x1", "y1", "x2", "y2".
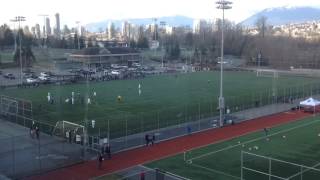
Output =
[{"x1": 1, "y1": 0, "x2": 320, "y2": 28}]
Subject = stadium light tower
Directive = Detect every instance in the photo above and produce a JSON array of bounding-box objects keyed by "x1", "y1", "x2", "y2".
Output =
[
  {"x1": 76, "y1": 21, "x2": 81, "y2": 50},
  {"x1": 11, "y1": 16, "x2": 26, "y2": 85},
  {"x1": 216, "y1": 0, "x2": 232, "y2": 127}
]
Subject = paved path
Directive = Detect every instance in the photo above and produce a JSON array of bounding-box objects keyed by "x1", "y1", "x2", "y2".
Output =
[
  {"x1": 0, "y1": 119, "x2": 85, "y2": 179},
  {"x1": 27, "y1": 110, "x2": 310, "y2": 180}
]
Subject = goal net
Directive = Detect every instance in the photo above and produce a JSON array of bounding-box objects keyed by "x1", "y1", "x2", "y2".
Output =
[
  {"x1": 256, "y1": 69, "x2": 279, "y2": 78},
  {"x1": 52, "y1": 121, "x2": 85, "y2": 142}
]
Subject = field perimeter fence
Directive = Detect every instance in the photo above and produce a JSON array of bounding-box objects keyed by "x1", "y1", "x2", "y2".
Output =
[
  {"x1": 1, "y1": 82, "x2": 320, "y2": 154},
  {"x1": 87, "y1": 82, "x2": 320, "y2": 152},
  {"x1": 92, "y1": 168, "x2": 190, "y2": 180},
  {"x1": 241, "y1": 151, "x2": 320, "y2": 180}
]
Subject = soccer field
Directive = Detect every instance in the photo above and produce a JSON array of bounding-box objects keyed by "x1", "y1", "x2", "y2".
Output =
[
  {"x1": 146, "y1": 115, "x2": 320, "y2": 180},
  {"x1": 1, "y1": 71, "x2": 320, "y2": 137}
]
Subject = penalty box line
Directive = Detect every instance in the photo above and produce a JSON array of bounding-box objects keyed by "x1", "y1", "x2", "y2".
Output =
[
  {"x1": 188, "y1": 161, "x2": 241, "y2": 180},
  {"x1": 187, "y1": 117, "x2": 320, "y2": 162}
]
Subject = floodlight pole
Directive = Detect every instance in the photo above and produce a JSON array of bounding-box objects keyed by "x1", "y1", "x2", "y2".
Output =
[
  {"x1": 216, "y1": 0, "x2": 232, "y2": 127},
  {"x1": 11, "y1": 16, "x2": 26, "y2": 85},
  {"x1": 76, "y1": 21, "x2": 81, "y2": 50}
]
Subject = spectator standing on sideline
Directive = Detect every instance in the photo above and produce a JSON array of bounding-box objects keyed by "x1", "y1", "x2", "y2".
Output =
[
  {"x1": 145, "y1": 134, "x2": 149, "y2": 146},
  {"x1": 187, "y1": 125, "x2": 192, "y2": 135},
  {"x1": 105, "y1": 144, "x2": 111, "y2": 159},
  {"x1": 30, "y1": 126, "x2": 34, "y2": 139},
  {"x1": 68, "y1": 130, "x2": 72, "y2": 143},
  {"x1": 264, "y1": 127, "x2": 269, "y2": 137},
  {"x1": 152, "y1": 134, "x2": 155, "y2": 145},
  {"x1": 35, "y1": 127, "x2": 40, "y2": 139},
  {"x1": 97, "y1": 153, "x2": 103, "y2": 170},
  {"x1": 140, "y1": 171, "x2": 145, "y2": 180}
]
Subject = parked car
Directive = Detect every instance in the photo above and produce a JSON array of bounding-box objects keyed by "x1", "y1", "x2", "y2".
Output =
[
  {"x1": 23, "y1": 72, "x2": 35, "y2": 78},
  {"x1": 26, "y1": 78, "x2": 38, "y2": 83},
  {"x1": 40, "y1": 72, "x2": 51, "y2": 77},
  {"x1": 111, "y1": 70, "x2": 121, "y2": 75},
  {"x1": 3, "y1": 73, "x2": 15, "y2": 79},
  {"x1": 38, "y1": 75, "x2": 50, "y2": 81}
]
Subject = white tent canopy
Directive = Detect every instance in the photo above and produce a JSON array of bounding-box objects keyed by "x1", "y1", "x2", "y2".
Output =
[{"x1": 299, "y1": 97, "x2": 320, "y2": 107}]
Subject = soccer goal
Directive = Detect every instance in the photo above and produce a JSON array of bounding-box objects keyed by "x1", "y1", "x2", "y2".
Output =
[
  {"x1": 256, "y1": 69, "x2": 279, "y2": 78},
  {"x1": 241, "y1": 151, "x2": 320, "y2": 180},
  {"x1": 52, "y1": 121, "x2": 85, "y2": 141},
  {"x1": 0, "y1": 95, "x2": 33, "y2": 118},
  {"x1": 0, "y1": 96, "x2": 18, "y2": 117}
]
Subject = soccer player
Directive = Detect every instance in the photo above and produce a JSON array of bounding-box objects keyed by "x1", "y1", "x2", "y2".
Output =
[
  {"x1": 264, "y1": 127, "x2": 269, "y2": 137},
  {"x1": 117, "y1": 96, "x2": 122, "y2": 102},
  {"x1": 47, "y1": 92, "x2": 51, "y2": 103}
]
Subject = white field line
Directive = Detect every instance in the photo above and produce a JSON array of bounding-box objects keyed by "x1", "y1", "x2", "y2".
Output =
[
  {"x1": 189, "y1": 162, "x2": 241, "y2": 180},
  {"x1": 141, "y1": 165, "x2": 191, "y2": 180},
  {"x1": 189, "y1": 118, "x2": 320, "y2": 162}
]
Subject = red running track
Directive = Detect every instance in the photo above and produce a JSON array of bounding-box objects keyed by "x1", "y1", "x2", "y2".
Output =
[{"x1": 27, "y1": 110, "x2": 310, "y2": 180}]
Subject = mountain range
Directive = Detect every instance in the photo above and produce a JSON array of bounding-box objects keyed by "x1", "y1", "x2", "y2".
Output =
[
  {"x1": 241, "y1": 6, "x2": 320, "y2": 27},
  {"x1": 85, "y1": 7, "x2": 320, "y2": 32}
]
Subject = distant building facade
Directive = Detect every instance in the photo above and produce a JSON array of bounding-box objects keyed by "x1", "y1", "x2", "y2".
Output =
[
  {"x1": 54, "y1": 13, "x2": 61, "y2": 38},
  {"x1": 46, "y1": 17, "x2": 51, "y2": 36}
]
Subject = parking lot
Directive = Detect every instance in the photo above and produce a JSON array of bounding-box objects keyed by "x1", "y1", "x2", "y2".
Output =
[{"x1": 0, "y1": 63, "x2": 165, "y2": 87}]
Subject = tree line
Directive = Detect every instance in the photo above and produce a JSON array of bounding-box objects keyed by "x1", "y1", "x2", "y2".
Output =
[{"x1": 2, "y1": 17, "x2": 320, "y2": 69}]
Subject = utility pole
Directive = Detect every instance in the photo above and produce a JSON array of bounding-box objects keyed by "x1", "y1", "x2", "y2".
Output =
[
  {"x1": 11, "y1": 16, "x2": 26, "y2": 85},
  {"x1": 216, "y1": 0, "x2": 232, "y2": 127}
]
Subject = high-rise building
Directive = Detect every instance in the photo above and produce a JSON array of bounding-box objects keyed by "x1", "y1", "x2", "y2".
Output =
[
  {"x1": 46, "y1": 17, "x2": 51, "y2": 36},
  {"x1": 122, "y1": 21, "x2": 131, "y2": 41},
  {"x1": 35, "y1": 24, "x2": 41, "y2": 39},
  {"x1": 55, "y1": 13, "x2": 61, "y2": 38},
  {"x1": 108, "y1": 22, "x2": 116, "y2": 40},
  {"x1": 193, "y1": 19, "x2": 208, "y2": 34},
  {"x1": 31, "y1": 27, "x2": 36, "y2": 38}
]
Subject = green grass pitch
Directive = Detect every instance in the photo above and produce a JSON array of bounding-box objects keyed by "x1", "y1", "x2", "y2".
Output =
[
  {"x1": 146, "y1": 116, "x2": 320, "y2": 180},
  {"x1": 1, "y1": 71, "x2": 319, "y2": 137}
]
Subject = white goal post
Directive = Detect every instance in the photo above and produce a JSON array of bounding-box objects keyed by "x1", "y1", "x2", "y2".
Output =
[
  {"x1": 52, "y1": 121, "x2": 85, "y2": 142},
  {"x1": 256, "y1": 69, "x2": 279, "y2": 78}
]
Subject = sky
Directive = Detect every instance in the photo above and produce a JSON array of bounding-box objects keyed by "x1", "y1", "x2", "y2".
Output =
[{"x1": 1, "y1": 0, "x2": 320, "y2": 29}]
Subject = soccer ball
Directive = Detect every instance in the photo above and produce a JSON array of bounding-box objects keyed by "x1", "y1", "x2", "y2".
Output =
[
  {"x1": 238, "y1": 141, "x2": 241, "y2": 144},
  {"x1": 282, "y1": 135, "x2": 286, "y2": 139}
]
